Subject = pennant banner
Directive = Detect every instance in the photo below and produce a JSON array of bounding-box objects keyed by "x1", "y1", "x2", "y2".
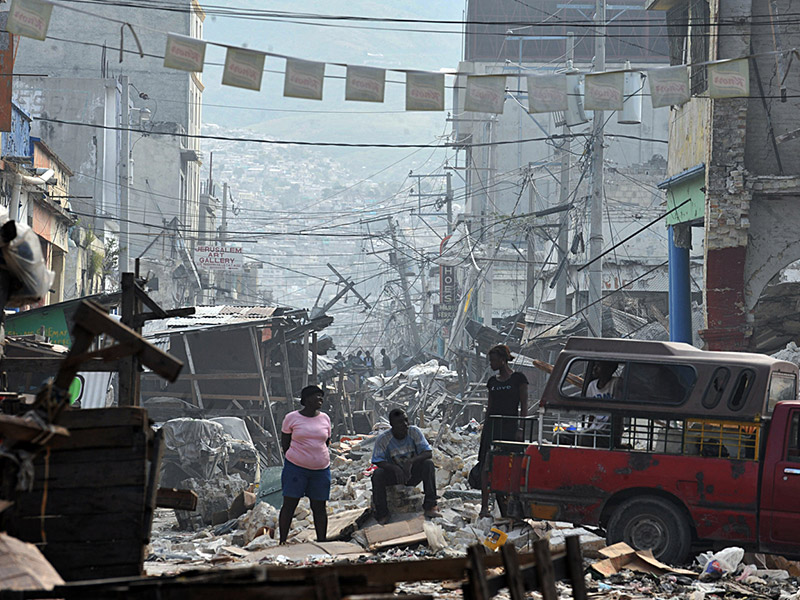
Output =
[
  {"x1": 164, "y1": 33, "x2": 206, "y2": 73},
  {"x1": 406, "y1": 72, "x2": 445, "y2": 111},
  {"x1": 527, "y1": 74, "x2": 568, "y2": 113},
  {"x1": 222, "y1": 47, "x2": 265, "y2": 91},
  {"x1": 464, "y1": 75, "x2": 506, "y2": 114},
  {"x1": 285, "y1": 58, "x2": 326, "y2": 100},
  {"x1": 708, "y1": 59, "x2": 749, "y2": 98},
  {"x1": 345, "y1": 66, "x2": 385, "y2": 103},
  {"x1": 647, "y1": 65, "x2": 690, "y2": 108},
  {"x1": 8, "y1": 0, "x2": 53, "y2": 41},
  {"x1": 585, "y1": 72, "x2": 625, "y2": 111}
]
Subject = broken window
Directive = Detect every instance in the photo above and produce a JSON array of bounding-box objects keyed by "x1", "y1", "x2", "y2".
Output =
[
  {"x1": 689, "y1": 0, "x2": 709, "y2": 94},
  {"x1": 666, "y1": 2, "x2": 689, "y2": 66},
  {"x1": 702, "y1": 367, "x2": 730, "y2": 409}
]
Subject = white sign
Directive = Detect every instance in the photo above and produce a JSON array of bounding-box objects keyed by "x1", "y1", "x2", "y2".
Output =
[
  {"x1": 464, "y1": 75, "x2": 506, "y2": 114},
  {"x1": 527, "y1": 74, "x2": 568, "y2": 113},
  {"x1": 584, "y1": 71, "x2": 625, "y2": 111},
  {"x1": 345, "y1": 65, "x2": 385, "y2": 103},
  {"x1": 222, "y1": 47, "x2": 266, "y2": 91},
  {"x1": 164, "y1": 33, "x2": 206, "y2": 72},
  {"x1": 406, "y1": 72, "x2": 445, "y2": 111},
  {"x1": 284, "y1": 58, "x2": 326, "y2": 100},
  {"x1": 194, "y1": 245, "x2": 244, "y2": 271},
  {"x1": 708, "y1": 59, "x2": 749, "y2": 98},
  {"x1": 647, "y1": 65, "x2": 690, "y2": 108},
  {"x1": 8, "y1": 0, "x2": 53, "y2": 41}
]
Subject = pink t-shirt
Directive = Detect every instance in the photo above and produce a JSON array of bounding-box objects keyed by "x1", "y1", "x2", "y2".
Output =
[{"x1": 281, "y1": 411, "x2": 331, "y2": 470}]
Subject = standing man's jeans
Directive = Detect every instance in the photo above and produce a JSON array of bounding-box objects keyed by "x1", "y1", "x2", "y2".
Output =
[{"x1": 372, "y1": 458, "x2": 437, "y2": 519}]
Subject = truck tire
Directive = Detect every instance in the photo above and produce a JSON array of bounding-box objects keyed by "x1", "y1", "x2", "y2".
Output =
[{"x1": 606, "y1": 496, "x2": 691, "y2": 565}]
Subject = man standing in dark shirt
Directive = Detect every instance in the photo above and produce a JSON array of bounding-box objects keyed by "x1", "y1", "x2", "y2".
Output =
[{"x1": 480, "y1": 344, "x2": 528, "y2": 517}]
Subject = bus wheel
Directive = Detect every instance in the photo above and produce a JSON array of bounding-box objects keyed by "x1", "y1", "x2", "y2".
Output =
[{"x1": 607, "y1": 496, "x2": 691, "y2": 565}]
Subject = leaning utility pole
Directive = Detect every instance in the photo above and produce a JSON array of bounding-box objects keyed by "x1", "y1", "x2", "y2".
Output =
[
  {"x1": 556, "y1": 33, "x2": 575, "y2": 316},
  {"x1": 387, "y1": 216, "x2": 422, "y2": 354},
  {"x1": 587, "y1": 0, "x2": 606, "y2": 337},
  {"x1": 526, "y1": 168, "x2": 536, "y2": 308}
]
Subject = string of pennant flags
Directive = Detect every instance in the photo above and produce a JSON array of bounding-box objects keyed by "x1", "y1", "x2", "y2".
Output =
[{"x1": 6, "y1": 0, "x2": 800, "y2": 117}]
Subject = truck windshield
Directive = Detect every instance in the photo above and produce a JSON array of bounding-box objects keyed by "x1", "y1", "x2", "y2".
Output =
[{"x1": 768, "y1": 372, "x2": 797, "y2": 413}]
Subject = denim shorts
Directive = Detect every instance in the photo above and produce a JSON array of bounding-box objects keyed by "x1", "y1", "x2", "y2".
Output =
[{"x1": 281, "y1": 459, "x2": 331, "y2": 501}]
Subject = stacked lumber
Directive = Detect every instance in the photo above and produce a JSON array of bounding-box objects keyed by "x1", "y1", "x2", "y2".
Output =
[{"x1": 1, "y1": 407, "x2": 160, "y2": 581}]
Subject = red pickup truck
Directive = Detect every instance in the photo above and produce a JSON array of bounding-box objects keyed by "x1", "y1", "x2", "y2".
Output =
[{"x1": 488, "y1": 337, "x2": 800, "y2": 564}]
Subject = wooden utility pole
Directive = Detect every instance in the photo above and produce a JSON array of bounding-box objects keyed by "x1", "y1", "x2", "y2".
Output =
[
  {"x1": 387, "y1": 216, "x2": 422, "y2": 354},
  {"x1": 556, "y1": 33, "x2": 575, "y2": 316}
]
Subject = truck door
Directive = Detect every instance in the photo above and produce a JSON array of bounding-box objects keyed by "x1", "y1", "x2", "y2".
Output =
[{"x1": 766, "y1": 409, "x2": 800, "y2": 545}]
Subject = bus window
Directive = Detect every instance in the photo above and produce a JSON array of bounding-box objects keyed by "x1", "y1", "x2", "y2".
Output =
[
  {"x1": 728, "y1": 369, "x2": 755, "y2": 411},
  {"x1": 768, "y1": 372, "x2": 797, "y2": 414},
  {"x1": 560, "y1": 360, "x2": 589, "y2": 398},
  {"x1": 702, "y1": 367, "x2": 730, "y2": 409},
  {"x1": 626, "y1": 362, "x2": 696, "y2": 406}
]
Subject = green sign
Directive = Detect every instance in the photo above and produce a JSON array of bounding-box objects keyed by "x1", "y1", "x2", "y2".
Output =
[
  {"x1": 665, "y1": 171, "x2": 705, "y2": 226},
  {"x1": 5, "y1": 306, "x2": 71, "y2": 346}
]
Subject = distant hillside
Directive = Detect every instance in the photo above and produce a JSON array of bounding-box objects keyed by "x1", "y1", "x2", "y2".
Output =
[{"x1": 201, "y1": 0, "x2": 463, "y2": 176}]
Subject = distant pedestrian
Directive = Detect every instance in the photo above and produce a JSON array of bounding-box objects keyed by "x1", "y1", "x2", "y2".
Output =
[
  {"x1": 381, "y1": 348, "x2": 392, "y2": 375},
  {"x1": 279, "y1": 385, "x2": 331, "y2": 544},
  {"x1": 364, "y1": 351, "x2": 375, "y2": 376}
]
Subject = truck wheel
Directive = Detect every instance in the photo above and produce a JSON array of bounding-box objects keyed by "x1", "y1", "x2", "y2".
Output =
[{"x1": 606, "y1": 496, "x2": 691, "y2": 565}]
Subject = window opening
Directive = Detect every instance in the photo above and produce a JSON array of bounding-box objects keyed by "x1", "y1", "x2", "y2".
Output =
[
  {"x1": 728, "y1": 369, "x2": 754, "y2": 411},
  {"x1": 788, "y1": 412, "x2": 800, "y2": 463},
  {"x1": 768, "y1": 372, "x2": 797, "y2": 414},
  {"x1": 703, "y1": 367, "x2": 730, "y2": 409}
]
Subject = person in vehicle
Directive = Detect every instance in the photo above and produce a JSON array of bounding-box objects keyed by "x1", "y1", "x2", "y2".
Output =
[
  {"x1": 278, "y1": 385, "x2": 331, "y2": 544},
  {"x1": 371, "y1": 408, "x2": 441, "y2": 524},
  {"x1": 480, "y1": 344, "x2": 528, "y2": 518},
  {"x1": 558, "y1": 360, "x2": 622, "y2": 448}
]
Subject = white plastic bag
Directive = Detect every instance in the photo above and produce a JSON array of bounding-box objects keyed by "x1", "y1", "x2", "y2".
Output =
[
  {"x1": 697, "y1": 546, "x2": 744, "y2": 577},
  {"x1": 2, "y1": 220, "x2": 54, "y2": 306}
]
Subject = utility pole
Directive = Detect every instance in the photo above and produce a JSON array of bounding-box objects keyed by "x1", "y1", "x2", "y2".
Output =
[
  {"x1": 221, "y1": 182, "x2": 228, "y2": 243},
  {"x1": 526, "y1": 168, "x2": 536, "y2": 309},
  {"x1": 587, "y1": 1, "x2": 606, "y2": 337},
  {"x1": 387, "y1": 216, "x2": 422, "y2": 354},
  {"x1": 446, "y1": 171, "x2": 453, "y2": 235},
  {"x1": 119, "y1": 75, "x2": 130, "y2": 274},
  {"x1": 482, "y1": 119, "x2": 495, "y2": 328},
  {"x1": 556, "y1": 33, "x2": 575, "y2": 316}
]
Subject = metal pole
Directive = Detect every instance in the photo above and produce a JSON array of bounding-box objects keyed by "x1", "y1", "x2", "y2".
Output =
[
  {"x1": 446, "y1": 171, "x2": 453, "y2": 235},
  {"x1": 556, "y1": 33, "x2": 575, "y2": 316},
  {"x1": 388, "y1": 217, "x2": 422, "y2": 354},
  {"x1": 668, "y1": 226, "x2": 693, "y2": 343},
  {"x1": 588, "y1": 1, "x2": 606, "y2": 337},
  {"x1": 119, "y1": 75, "x2": 130, "y2": 274}
]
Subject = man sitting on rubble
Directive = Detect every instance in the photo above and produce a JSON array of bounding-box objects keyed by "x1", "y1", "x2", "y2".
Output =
[{"x1": 371, "y1": 408, "x2": 441, "y2": 524}]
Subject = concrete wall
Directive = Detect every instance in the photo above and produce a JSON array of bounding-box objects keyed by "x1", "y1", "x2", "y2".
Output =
[{"x1": 14, "y1": 77, "x2": 119, "y2": 223}]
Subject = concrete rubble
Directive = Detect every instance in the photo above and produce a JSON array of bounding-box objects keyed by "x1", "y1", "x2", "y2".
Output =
[{"x1": 144, "y1": 415, "x2": 800, "y2": 600}]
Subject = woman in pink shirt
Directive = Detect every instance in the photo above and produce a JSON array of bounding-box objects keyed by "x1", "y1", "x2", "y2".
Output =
[{"x1": 279, "y1": 385, "x2": 331, "y2": 544}]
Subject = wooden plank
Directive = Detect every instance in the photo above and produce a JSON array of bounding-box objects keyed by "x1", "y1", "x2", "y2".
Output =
[
  {"x1": 31, "y1": 459, "x2": 146, "y2": 490},
  {"x1": 566, "y1": 536, "x2": 587, "y2": 600},
  {"x1": 13, "y1": 486, "x2": 146, "y2": 516},
  {"x1": 466, "y1": 545, "x2": 490, "y2": 600},
  {"x1": 142, "y1": 430, "x2": 164, "y2": 542},
  {"x1": 0, "y1": 357, "x2": 120, "y2": 373},
  {"x1": 62, "y1": 563, "x2": 144, "y2": 582},
  {"x1": 9, "y1": 512, "x2": 145, "y2": 543},
  {"x1": 31, "y1": 443, "x2": 147, "y2": 466},
  {"x1": 55, "y1": 407, "x2": 147, "y2": 429},
  {"x1": 156, "y1": 488, "x2": 198, "y2": 511},
  {"x1": 501, "y1": 544, "x2": 526, "y2": 600},
  {"x1": 41, "y1": 540, "x2": 144, "y2": 571},
  {"x1": 49, "y1": 427, "x2": 141, "y2": 450},
  {"x1": 0, "y1": 413, "x2": 69, "y2": 444},
  {"x1": 533, "y1": 539, "x2": 558, "y2": 600}
]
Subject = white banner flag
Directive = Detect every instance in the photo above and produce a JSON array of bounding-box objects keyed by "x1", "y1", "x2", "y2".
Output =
[
  {"x1": 527, "y1": 74, "x2": 568, "y2": 113},
  {"x1": 406, "y1": 72, "x2": 445, "y2": 111},
  {"x1": 708, "y1": 59, "x2": 749, "y2": 98},
  {"x1": 647, "y1": 65, "x2": 690, "y2": 108},
  {"x1": 345, "y1": 66, "x2": 385, "y2": 103},
  {"x1": 464, "y1": 75, "x2": 506, "y2": 114},
  {"x1": 284, "y1": 59, "x2": 326, "y2": 100},
  {"x1": 164, "y1": 33, "x2": 206, "y2": 73},
  {"x1": 7, "y1": 0, "x2": 53, "y2": 41},
  {"x1": 221, "y1": 47, "x2": 265, "y2": 91},
  {"x1": 584, "y1": 71, "x2": 625, "y2": 111}
]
